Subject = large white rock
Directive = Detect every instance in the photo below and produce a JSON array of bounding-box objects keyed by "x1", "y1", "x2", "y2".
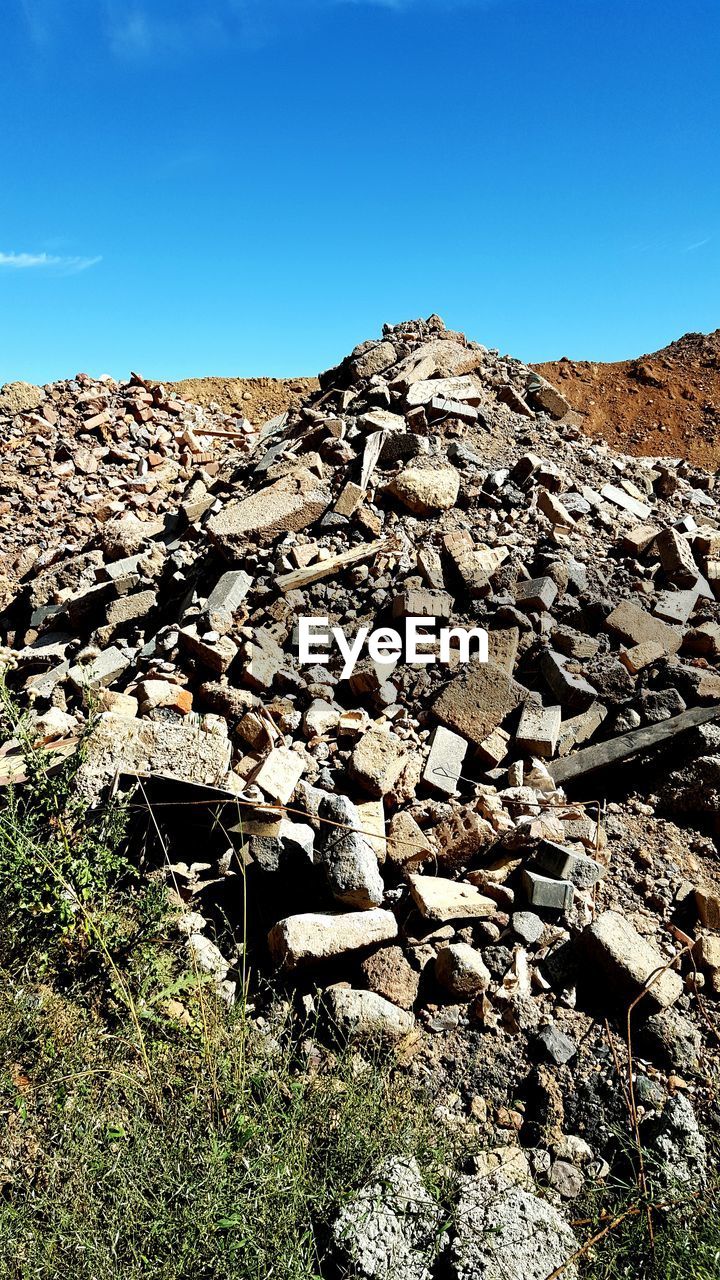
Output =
[
  {"x1": 332, "y1": 1156, "x2": 445, "y2": 1280},
  {"x1": 451, "y1": 1172, "x2": 579, "y2": 1280},
  {"x1": 388, "y1": 464, "x2": 460, "y2": 515},
  {"x1": 326, "y1": 987, "x2": 414, "y2": 1042},
  {"x1": 268, "y1": 909, "x2": 398, "y2": 970},
  {"x1": 404, "y1": 374, "x2": 484, "y2": 407}
]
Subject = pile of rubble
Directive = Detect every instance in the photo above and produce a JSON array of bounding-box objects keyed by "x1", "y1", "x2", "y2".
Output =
[
  {"x1": 0, "y1": 372, "x2": 256, "y2": 604},
  {"x1": 2, "y1": 315, "x2": 720, "y2": 1269}
]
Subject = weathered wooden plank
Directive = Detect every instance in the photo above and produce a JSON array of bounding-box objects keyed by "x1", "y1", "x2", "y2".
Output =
[
  {"x1": 548, "y1": 703, "x2": 720, "y2": 785},
  {"x1": 276, "y1": 538, "x2": 389, "y2": 593}
]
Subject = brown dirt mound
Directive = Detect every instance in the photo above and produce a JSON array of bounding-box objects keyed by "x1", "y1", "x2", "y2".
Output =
[
  {"x1": 535, "y1": 329, "x2": 720, "y2": 469},
  {"x1": 167, "y1": 375, "x2": 318, "y2": 425}
]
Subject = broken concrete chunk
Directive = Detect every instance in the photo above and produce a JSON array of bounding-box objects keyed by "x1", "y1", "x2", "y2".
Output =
[
  {"x1": 605, "y1": 599, "x2": 682, "y2": 656},
  {"x1": 695, "y1": 882, "x2": 720, "y2": 929},
  {"x1": 654, "y1": 589, "x2": 698, "y2": 626},
  {"x1": 68, "y1": 646, "x2": 130, "y2": 691},
  {"x1": 537, "y1": 489, "x2": 576, "y2": 527},
  {"x1": 332, "y1": 1155, "x2": 443, "y2": 1280},
  {"x1": 76, "y1": 712, "x2": 231, "y2": 802},
  {"x1": 422, "y1": 724, "x2": 468, "y2": 794},
  {"x1": 387, "y1": 464, "x2": 460, "y2": 515},
  {"x1": 204, "y1": 569, "x2": 253, "y2": 629},
  {"x1": 535, "y1": 840, "x2": 605, "y2": 888},
  {"x1": 349, "y1": 340, "x2": 397, "y2": 382},
  {"x1": 601, "y1": 483, "x2": 652, "y2": 520},
  {"x1": 540, "y1": 651, "x2": 596, "y2": 711},
  {"x1": 136, "y1": 678, "x2": 192, "y2": 715},
  {"x1": 103, "y1": 588, "x2": 157, "y2": 631},
  {"x1": 315, "y1": 792, "x2": 385, "y2": 909},
  {"x1": 434, "y1": 809, "x2": 494, "y2": 867},
  {"x1": 516, "y1": 703, "x2": 561, "y2": 759},
  {"x1": 325, "y1": 988, "x2": 414, "y2": 1043},
  {"x1": 333, "y1": 481, "x2": 364, "y2": 517},
  {"x1": 619, "y1": 640, "x2": 666, "y2": 673},
  {"x1": 356, "y1": 798, "x2": 387, "y2": 864},
  {"x1": 656, "y1": 527, "x2": 699, "y2": 584},
  {"x1": 349, "y1": 728, "x2": 408, "y2": 797},
  {"x1": 252, "y1": 746, "x2": 305, "y2": 804},
  {"x1": 620, "y1": 523, "x2": 661, "y2": 555},
  {"x1": 407, "y1": 873, "x2": 497, "y2": 923},
  {"x1": 581, "y1": 910, "x2": 683, "y2": 1010},
  {"x1": 436, "y1": 942, "x2": 491, "y2": 996},
  {"x1": 522, "y1": 869, "x2": 574, "y2": 912},
  {"x1": 180, "y1": 625, "x2": 237, "y2": 675},
  {"x1": 268, "y1": 908, "x2": 397, "y2": 970},
  {"x1": 487, "y1": 627, "x2": 520, "y2": 673},
  {"x1": 433, "y1": 661, "x2": 528, "y2": 747},
  {"x1": 404, "y1": 374, "x2": 482, "y2": 408},
  {"x1": 451, "y1": 1172, "x2": 579, "y2": 1280},
  {"x1": 526, "y1": 373, "x2": 573, "y2": 420},
  {"x1": 515, "y1": 576, "x2": 558, "y2": 613},
  {"x1": 361, "y1": 945, "x2": 420, "y2": 1010},
  {"x1": 387, "y1": 811, "x2": 433, "y2": 867},
  {"x1": 207, "y1": 468, "x2": 331, "y2": 555},
  {"x1": 392, "y1": 588, "x2": 453, "y2": 621}
]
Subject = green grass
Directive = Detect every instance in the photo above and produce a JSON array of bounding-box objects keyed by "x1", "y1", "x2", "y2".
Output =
[
  {"x1": 0, "y1": 683, "x2": 718, "y2": 1279},
  {"x1": 0, "y1": 984, "x2": 450, "y2": 1280}
]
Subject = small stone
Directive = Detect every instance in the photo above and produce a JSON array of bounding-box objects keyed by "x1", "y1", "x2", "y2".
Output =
[
  {"x1": 549, "y1": 1159, "x2": 584, "y2": 1199},
  {"x1": 512, "y1": 911, "x2": 544, "y2": 945},
  {"x1": 361, "y1": 945, "x2": 420, "y2": 1010},
  {"x1": 534, "y1": 1023, "x2": 577, "y2": 1065},
  {"x1": 436, "y1": 942, "x2": 491, "y2": 997},
  {"x1": 325, "y1": 987, "x2": 415, "y2": 1043}
]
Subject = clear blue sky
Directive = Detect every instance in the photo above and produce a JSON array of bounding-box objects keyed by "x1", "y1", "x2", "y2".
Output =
[{"x1": 2, "y1": 0, "x2": 719, "y2": 385}]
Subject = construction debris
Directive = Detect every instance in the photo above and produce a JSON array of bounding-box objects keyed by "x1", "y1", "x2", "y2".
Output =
[{"x1": 3, "y1": 314, "x2": 720, "y2": 1219}]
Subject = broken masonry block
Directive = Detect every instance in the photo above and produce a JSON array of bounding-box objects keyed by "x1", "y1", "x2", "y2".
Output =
[{"x1": 522, "y1": 869, "x2": 574, "y2": 912}]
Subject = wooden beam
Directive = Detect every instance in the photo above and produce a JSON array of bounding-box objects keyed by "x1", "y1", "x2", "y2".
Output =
[
  {"x1": 548, "y1": 702, "x2": 720, "y2": 786},
  {"x1": 276, "y1": 538, "x2": 390, "y2": 593}
]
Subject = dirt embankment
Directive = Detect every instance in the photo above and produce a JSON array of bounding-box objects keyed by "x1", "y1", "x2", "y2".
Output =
[
  {"x1": 536, "y1": 329, "x2": 720, "y2": 469},
  {"x1": 166, "y1": 375, "x2": 318, "y2": 424}
]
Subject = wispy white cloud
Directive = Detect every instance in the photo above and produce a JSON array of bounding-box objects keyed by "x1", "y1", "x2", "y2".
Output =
[
  {"x1": 683, "y1": 237, "x2": 711, "y2": 254},
  {"x1": 0, "y1": 250, "x2": 102, "y2": 274},
  {"x1": 17, "y1": 0, "x2": 490, "y2": 63}
]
